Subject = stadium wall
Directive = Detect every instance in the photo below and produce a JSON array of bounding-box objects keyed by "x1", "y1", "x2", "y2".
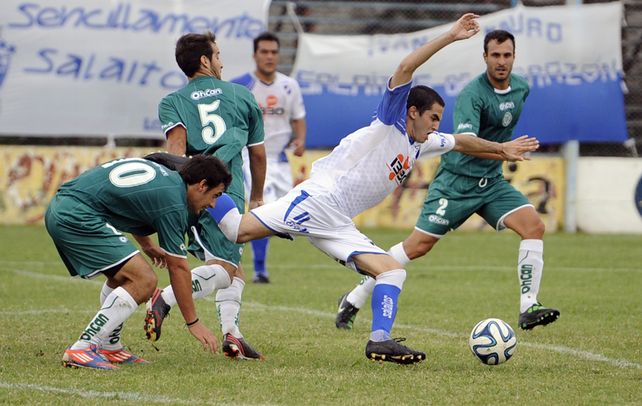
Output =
[
  {"x1": 0, "y1": 146, "x2": 564, "y2": 233},
  {"x1": 576, "y1": 157, "x2": 642, "y2": 233}
]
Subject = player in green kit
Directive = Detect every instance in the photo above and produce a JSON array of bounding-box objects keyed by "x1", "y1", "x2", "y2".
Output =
[
  {"x1": 336, "y1": 30, "x2": 559, "y2": 331},
  {"x1": 144, "y1": 32, "x2": 267, "y2": 359},
  {"x1": 45, "y1": 155, "x2": 231, "y2": 370}
]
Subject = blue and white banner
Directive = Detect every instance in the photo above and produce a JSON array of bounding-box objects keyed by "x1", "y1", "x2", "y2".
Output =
[
  {"x1": 0, "y1": 0, "x2": 270, "y2": 138},
  {"x1": 292, "y1": 3, "x2": 626, "y2": 147}
]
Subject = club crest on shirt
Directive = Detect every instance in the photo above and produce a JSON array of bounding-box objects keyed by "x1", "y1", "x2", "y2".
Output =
[
  {"x1": 502, "y1": 111, "x2": 513, "y2": 127},
  {"x1": 387, "y1": 154, "x2": 411, "y2": 184}
]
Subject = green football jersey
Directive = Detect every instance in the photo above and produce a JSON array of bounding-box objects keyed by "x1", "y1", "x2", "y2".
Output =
[
  {"x1": 443, "y1": 73, "x2": 530, "y2": 178},
  {"x1": 158, "y1": 76, "x2": 264, "y2": 202},
  {"x1": 55, "y1": 158, "x2": 189, "y2": 257}
]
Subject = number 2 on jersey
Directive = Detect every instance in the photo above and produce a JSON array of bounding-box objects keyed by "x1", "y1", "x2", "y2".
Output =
[
  {"x1": 436, "y1": 198, "x2": 448, "y2": 216},
  {"x1": 198, "y1": 100, "x2": 227, "y2": 144}
]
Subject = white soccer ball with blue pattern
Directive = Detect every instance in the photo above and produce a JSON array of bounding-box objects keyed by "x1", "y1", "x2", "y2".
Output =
[{"x1": 469, "y1": 318, "x2": 517, "y2": 365}]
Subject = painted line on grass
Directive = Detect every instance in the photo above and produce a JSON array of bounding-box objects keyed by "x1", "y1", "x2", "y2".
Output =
[
  {"x1": 0, "y1": 382, "x2": 199, "y2": 404},
  {"x1": 241, "y1": 300, "x2": 642, "y2": 370},
  {"x1": 6, "y1": 267, "x2": 642, "y2": 371}
]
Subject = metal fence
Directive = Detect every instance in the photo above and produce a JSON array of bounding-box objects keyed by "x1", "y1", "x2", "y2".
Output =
[{"x1": 269, "y1": 0, "x2": 642, "y2": 157}]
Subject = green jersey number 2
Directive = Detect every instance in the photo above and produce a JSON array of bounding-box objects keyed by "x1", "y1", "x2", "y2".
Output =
[{"x1": 198, "y1": 100, "x2": 227, "y2": 145}]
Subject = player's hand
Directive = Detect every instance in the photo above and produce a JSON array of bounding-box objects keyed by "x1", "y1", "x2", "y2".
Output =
[
  {"x1": 449, "y1": 13, "x2": 480, "y2": 41},
  {"x1": 187, "y1": 321, "x2": 219, "y2": 353},
  {"x1": 141, "y1": 244, "x2": 167, "y2": 269},
  {"x1": 249, "y1": 199, "x2": 264, "y2": 210},
  {"x1": 500, "y1": 135, "x2": 540, "y2": 161},
  {"x1": 290, "y1": 139, "x2": 305, "y2": 157}
]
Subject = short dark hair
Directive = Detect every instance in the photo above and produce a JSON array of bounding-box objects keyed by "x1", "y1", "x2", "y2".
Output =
[
  {"x1": 407, "y1": 85, "x2": 445, "y2": 115},
  {"x1": 484, "y1": 30, "x2": 515, "y2": 54},
  {"x1": 253, "y1": 31, "x2": 280, "y2": 53},
  {"x1": 179, "y1": 155, "x2": 232, "y2": 191},
  {"x1": 175, "y1": 32, "x2": 216, "y2": 77}
]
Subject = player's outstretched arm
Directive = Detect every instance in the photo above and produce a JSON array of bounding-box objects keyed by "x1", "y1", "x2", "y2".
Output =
[
  {"x1": 390, "y1": 13, "x2": 479, "y2": 88},
  {"x1": 452, "y1": 134, "x2": 539, "y2": 162},
  {"x1": 166, "y1": 255, "x2": 219, "y2": 353},
  {"x1": 498, "y1": 135, "x2": 540, "y2": 161}
]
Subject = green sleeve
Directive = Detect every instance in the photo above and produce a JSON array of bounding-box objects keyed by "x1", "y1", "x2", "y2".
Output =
[
  {"x1": 158, "y1": 96, "x2": 183, "y2": 136},
  {"x1": 453, "y1": 89, "x2": 482, "y2": 136},
  {"x1": 246, "y1": 95, "x2": 265, "y2": 146},
  {"x1": 154, "y1": 211, "x2": 188, "y2": 257}
]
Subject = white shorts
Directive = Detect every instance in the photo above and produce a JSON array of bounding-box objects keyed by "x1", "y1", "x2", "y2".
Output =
[
  {"x1": 243, "y1": 158, "x2": 294, "y2": 204},
  {"x1": 250, "y1": 184, "x2": 387, "y2": 271}
]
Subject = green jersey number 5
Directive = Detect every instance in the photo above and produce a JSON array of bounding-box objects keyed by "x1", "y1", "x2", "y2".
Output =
[{"x1": 198, "y1": 100, "x2": 227, "y2": 145}]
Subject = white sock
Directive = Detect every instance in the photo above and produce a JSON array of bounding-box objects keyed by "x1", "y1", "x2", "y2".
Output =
[
  {"x1": 99, "y1": 282, "x2": 124, "y2": 350},
  {"x1": 518, "y1": 239, "x2": 544, "y2": 313},
  {"x1": 346, "y1": 276, "x2": 376, "y2": 309},
  {"x1": 161, "y1": 264, "x2": 233, "y2": 307},
  {"x1": 216, "y1": 277, "x2": 244, "y2": 337},
  {"x1": 71, "y1": 287, "x2": 138, "y2": 350},
  {"x1": 388, "y1": 242, "x2": 411, "y2": 266},
  {"x1": 100, "y1": 282, "x2": 114, "y2": 305}
]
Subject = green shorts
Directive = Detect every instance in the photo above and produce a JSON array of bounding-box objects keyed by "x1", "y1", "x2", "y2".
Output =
[
  {"x1": 415, "y1": 167, "x2": 531, "y2": 237},
  {"x1": 44, "y1": 195, "x2": 138, "y2": 279},
  {"x1": 187, "y1": 192, "x2": 244, "y2": 267}
]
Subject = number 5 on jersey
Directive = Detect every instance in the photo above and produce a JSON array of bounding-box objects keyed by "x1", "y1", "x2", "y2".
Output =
[{"x1": 198, "y1": 100, "x2": 227, "y2": 144}]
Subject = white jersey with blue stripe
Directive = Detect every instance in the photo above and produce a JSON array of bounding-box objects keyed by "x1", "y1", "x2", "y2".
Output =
[
  {"x1": 231, "y1": 71, "x2": 306, "y2": 161},
  {"x1": 305, "y1": 79, "x2": 455, "y2": 219}
]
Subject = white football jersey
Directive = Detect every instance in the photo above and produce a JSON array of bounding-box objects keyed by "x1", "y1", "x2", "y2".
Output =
[
  {"x1": 305, "y1": 79, "x2": 455, "y2": 219},
  {"x1": 232, "y1": 71, "x2": 306, "y2": 159}
]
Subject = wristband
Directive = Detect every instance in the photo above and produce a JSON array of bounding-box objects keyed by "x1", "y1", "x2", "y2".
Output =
[{"x1": 186, "y1": 318, "x2": 199, "y2": 327}]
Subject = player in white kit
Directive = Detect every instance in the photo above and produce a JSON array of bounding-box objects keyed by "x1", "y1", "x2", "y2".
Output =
[
  {"x1": 207, "y1": 14, "x2": 539, "y2": 364},
  {"x1": 232, "y1": 32, "x2": 307, "y2": 284}
]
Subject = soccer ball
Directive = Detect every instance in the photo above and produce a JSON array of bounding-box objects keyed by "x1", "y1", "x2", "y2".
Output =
[{"x1": 468, "y1": 318, "x2": 517, "y2": 365}]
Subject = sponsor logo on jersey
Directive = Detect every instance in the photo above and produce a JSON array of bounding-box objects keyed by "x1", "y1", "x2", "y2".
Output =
[
  {"x1": 190, "y1": 88, "x2": 222, "y2": 100},
  {"x1": 260, "y1": 94, "x2": 285, "y2": 116},
  {"x1": 428, "y1": 214, "x2": 449, "y2": 225},
  {"x1": 499, "y1": 101, "x2": 515, "y2": 111},
  {"x1": 456, "y1": 123, "x2": 473, "y2": 131},
  {"x1": 387, "y1": 154, "x2": 411, "y2": 184},
  {"x1": 502, "y1": 111, "x2": 513, "y2": 127}
]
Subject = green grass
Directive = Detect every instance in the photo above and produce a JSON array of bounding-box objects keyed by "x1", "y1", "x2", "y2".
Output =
[{"x1": 1, "y1": 225, "x2": 641, "y2": 405}]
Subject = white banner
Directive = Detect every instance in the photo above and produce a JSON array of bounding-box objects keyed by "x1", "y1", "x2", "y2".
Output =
[
  {"x1": 0, "y1": 0, "x2": 270, "y2": 138},
  {"x1": 292, "y1": 3, "x2": 626, "y2": 148},
  {"x1": 577, "y1": 158, "x2": 642, "y2": 234}
]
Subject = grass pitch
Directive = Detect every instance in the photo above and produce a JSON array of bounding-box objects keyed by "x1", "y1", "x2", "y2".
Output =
[{"x1": 1, "y1": 225, "x2": 641, "y2": 405}]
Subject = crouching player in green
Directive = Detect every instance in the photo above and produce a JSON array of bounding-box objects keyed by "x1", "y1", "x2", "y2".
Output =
[{"x1": 45, "y1": 155, "x2": 231, "y2": 370}]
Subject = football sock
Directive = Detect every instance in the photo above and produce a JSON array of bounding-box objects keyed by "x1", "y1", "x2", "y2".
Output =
[
  {"x1": 251, "y1": 238, "x2": 269, "y2": 276},
  {"x1": 99, "y1": 282, "x2": 124, "y2": 350},
  {"x1": 388, "y1": 242, "x2": 411, "y2": 266},
  {"x1": 71, "y1": 286, "x2": 138, "y2": 350},
  {"x1": 518, "y1": 239, "x2": 544, "y2": 313},
  {"x1": 370, "y1": 269, "x2": 406, "y2": 342},
  {"x1": 216, "y1": 277, "x2": 244, "y2": 337},
  {"x1": 160, "y1": 264, "x2": 232, "y2": 307},
  {"x1": 346, "y1": 276, "x2": 376, "y2": 309},
  {"x1": 206, "y1": 193, "x2": 241, "y2": 242},
  {"x1": 100, "y1": 282, "x2": 114, "y2": 305}
]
